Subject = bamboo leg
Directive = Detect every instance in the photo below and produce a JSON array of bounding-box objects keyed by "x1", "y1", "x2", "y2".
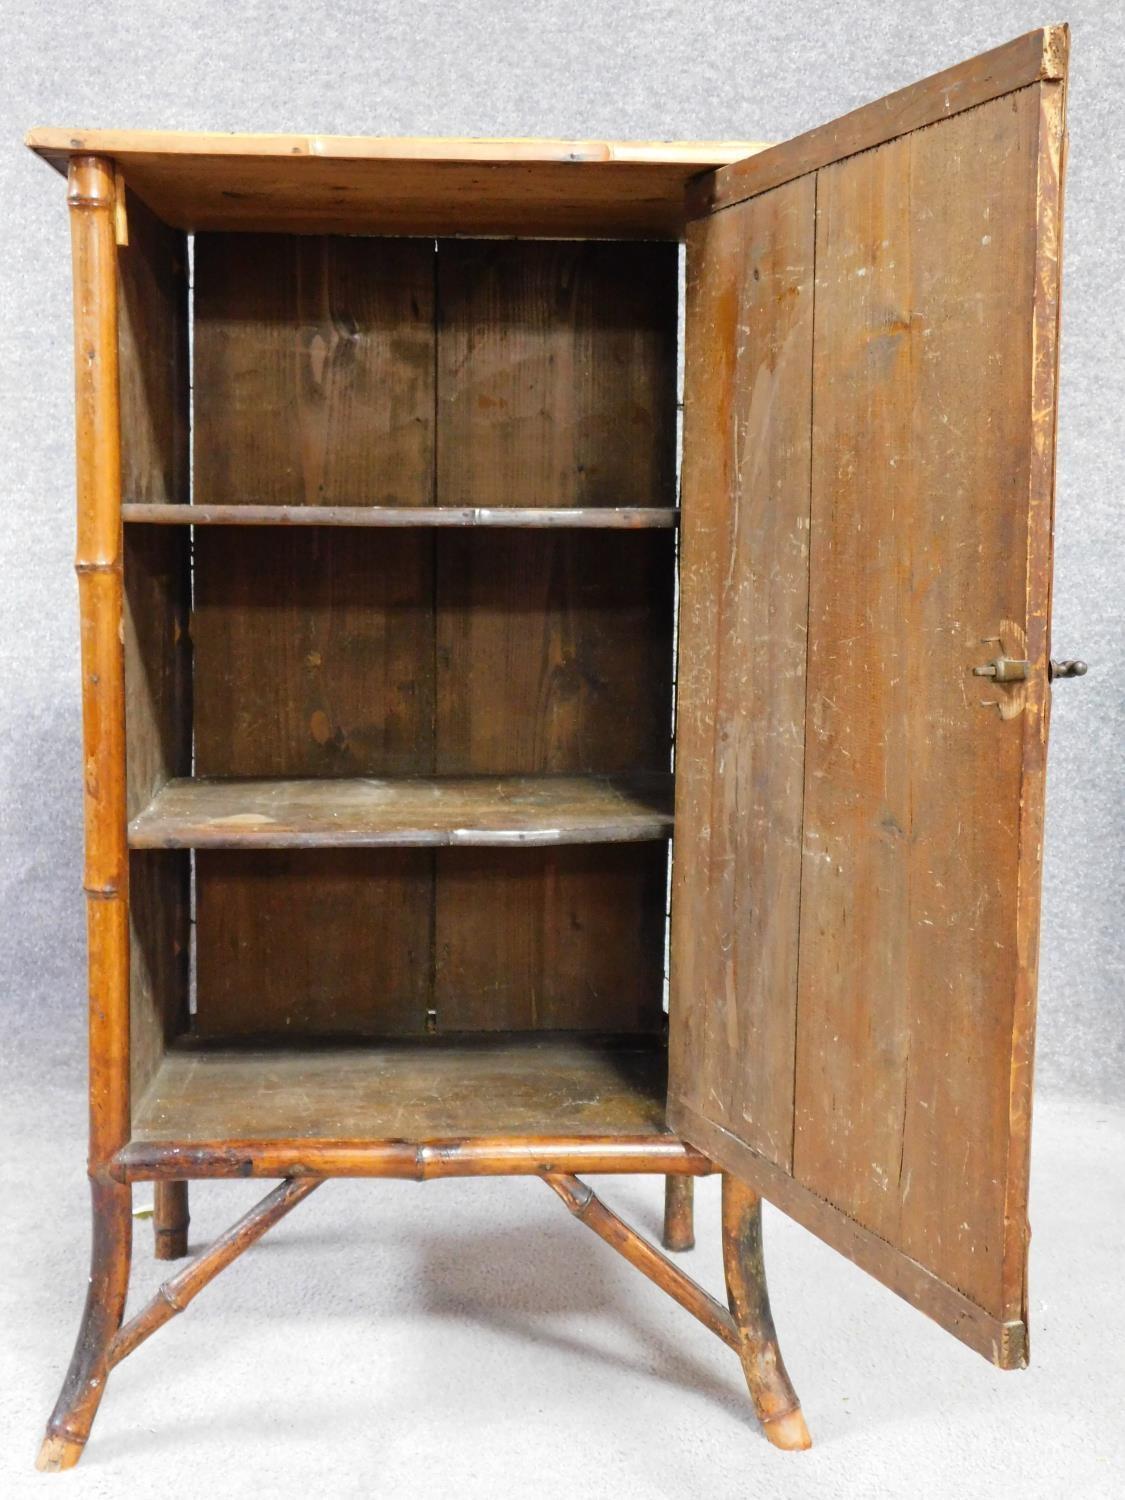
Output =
[
  {"x1": 721, "y1": 1174, "x2": 811, "y2": 1451},
  {"x1": 39, "y1": 155, "x2": 131, "y2": 1475},
  {"x1": 37, "y1": 1180, "x2": 133, "y2": 1472},
  {"x1": 154, "y1": 1180, "x2": 190, "y2": 1260},
  {"x1": 663, "y1": 1174, "x2": 695, "y2": 1251}
]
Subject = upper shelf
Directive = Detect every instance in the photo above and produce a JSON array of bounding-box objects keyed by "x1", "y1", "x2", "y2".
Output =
[
  {"x1": 122, "y1": 504, "x2": 679, "y2": 529},
  {"x1": 128, "y1": 774, "x2": 675, "y2": 850},
  {"x1": 26, "y1": 131, "x2": 769, "y2": 239}
]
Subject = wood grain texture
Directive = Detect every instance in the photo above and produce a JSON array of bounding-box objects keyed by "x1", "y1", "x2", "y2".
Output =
[
  {"x1": 116, "y1": 188, "x2": 192, "y2": 1104},
  {"x1": 192, "y1": 528, "x2": 434, "y2": 779},
  {"x1": 792, "y1": 86, "x2": 1054, "y2": 1320},
  {"x1": 194, "y1": 849, "x2": 433, "y2": 1037},
  {"x1": 130, "y1": 1035, "x2": 670, "y2": 1141},
  {"x1": 689, "y1": 26, "x2": 1067, "y2": 216},
  {"x1": 129, "y1": 773, "x2": 674, "y2": 848},
  {"x1": 431, "y1": 241, "x2": 677, "y2": 1034},
  {"x1": 675, "y1": 1101, "x2": 1026, "y2": 1368},
  {"x1": 123, "y1": 503, "x2": 679, "y2": 528},
  {"x1": 434, "y1": 846, "x2": 668, "y2": 1032},
  {"x1": 28, "y1": 133, "x2": 769, "y2": 239},
  {"x1": 193, "y1": 234, "x2": 434, "y2": 508},
  {"x1": 436, "y1": 240, "x2": 676, "y2": 510},
  {"x1": 669, "y1": 177, "x2": 815, "y2": 1170},
  {"x1": 436, "y1": 531, "x2": 675, "y2": 774},
  {"x1": 670, "y1": 73, "x2": 1067, "y2": 1361}
]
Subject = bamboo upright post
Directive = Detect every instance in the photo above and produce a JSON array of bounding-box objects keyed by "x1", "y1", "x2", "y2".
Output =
[
  {"x1": 38, "y1": 155, "x2": 134, "y2": 1475},
  {"x1": 721, "y1": 1175, "x2": 811, "y2": 1452},
  {"x1": 663, "y1": 1173, "x2": 695, "y2": 1251},
  {"x1": 154, "y1": 1181, "x2": 190, "y2": 1259}
]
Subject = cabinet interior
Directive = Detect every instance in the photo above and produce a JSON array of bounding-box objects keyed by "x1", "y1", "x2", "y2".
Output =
[{"x1": 125, "y1": 222, "x2": 682, "y2": 1144}]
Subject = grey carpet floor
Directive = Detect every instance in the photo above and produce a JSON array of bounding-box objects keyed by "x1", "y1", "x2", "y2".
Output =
[{"x1": 2, "y1": 1087, "x2": 1121, "y2": 1499}]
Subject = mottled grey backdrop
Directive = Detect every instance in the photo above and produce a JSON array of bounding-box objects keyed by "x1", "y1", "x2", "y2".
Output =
[{"x1": 1, "y1": 2, "x2": 1121, "y2": 1098}]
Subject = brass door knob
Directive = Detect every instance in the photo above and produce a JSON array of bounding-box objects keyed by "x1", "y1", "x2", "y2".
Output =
[{"x1": 1048, "y1": 659, "x2": 1088, "y2": 681}]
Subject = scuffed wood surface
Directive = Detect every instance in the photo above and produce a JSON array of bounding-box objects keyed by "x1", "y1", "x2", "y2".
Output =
[
  {"x1": 115, "y1": 1136, "x2": 712, "y2": 1182},
  {"x1": 669, "y1": 177, "x2": 815, "y2": 1172},
  {"x1": 793, "y1": 86, "x2": 1051, "y2": 1320},
  {"x1": 193, "y1": 234, "x2": 434, "y2": 509},
  {"x1": 670, "y1": 58, "x2": 1067, "y2": 1358},
  {"x1": 129, "y1": 773, "x2": 674, "y2": 848},
  {"x1": 131, "y1": 1035, "x2": 670, "y2": 1142}
]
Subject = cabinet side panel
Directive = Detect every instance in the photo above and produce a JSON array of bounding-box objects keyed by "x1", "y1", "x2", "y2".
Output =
[
  {"x1": 668, "y1": 181, "x2": 815, "y2": 1169},
  {"x1": 434, "y1": 241, "x2": 676, "y2": 1032},
  {"x1": 118, "y1": 190, "x2": 192, "y2": 1097},
  {"x1": 191, "y1": 236, "x2": 437, "y2": 1037},
  {"x1": 792, "y1": 90, "x2": 1042, "y2": 1318}
]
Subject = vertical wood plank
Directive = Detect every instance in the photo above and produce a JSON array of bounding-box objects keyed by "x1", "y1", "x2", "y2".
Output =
[
  {"x1": 434, "y1": 847, "x2": 667, "y2": 1033},
  {"x1": 195, "y1": 850, "x2": 433, "y2": 1037},
  {"x1": 434, "y1": 241, "x2": 676, "y2": 1032},
  {"x1": 192, "y1": 527, "x2": 434, "y2": 778},
  {"x1": 193, "y1": 234, "x2": 434, "y2": 507},
  {"x1": 191, "y1": 236, "x2": 437, "y2": 1036},
  {"x1": 435, "y1": 239, "x2": 676, "y2": 509},
  {"x1": 792, "y1": 88, "x2": 1047, "y2": 1315},
  {"x1": 669, "y1": 179, "x2": 815, "y2": 1168},
  {"x1": 435, "y1": 530, "x2": 674, "y2": 775}
]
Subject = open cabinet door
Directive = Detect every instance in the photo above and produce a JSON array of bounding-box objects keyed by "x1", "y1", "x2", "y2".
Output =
[{"x1": 669, "y1": 26, "x2": 1068, "y2": 1368}]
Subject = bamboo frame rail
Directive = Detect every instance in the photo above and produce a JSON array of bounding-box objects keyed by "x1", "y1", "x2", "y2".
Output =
[
  {"x1": 544, "y1": 1172, "x2": 740, "y2": 1350},
  {"x1": 113, "y1": 1135, "x2": 717, "y2": 1181},
  {"x1": 109, "y1": 1179, "x2": 322, "y2": 1367}
]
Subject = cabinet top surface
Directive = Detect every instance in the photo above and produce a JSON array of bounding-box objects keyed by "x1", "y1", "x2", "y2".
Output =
[{"x1": 26, "y1": 129, "x2": 768, "y2": 238}]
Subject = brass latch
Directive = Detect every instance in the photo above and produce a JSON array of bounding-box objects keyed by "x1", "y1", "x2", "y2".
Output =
[{"x1": 972, "y1": 655, "x2": 1029, "y2": 683}]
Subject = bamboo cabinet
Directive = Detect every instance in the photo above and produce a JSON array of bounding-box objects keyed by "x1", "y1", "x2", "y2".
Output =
[{"x1": 28, "y1": 25, "x2": 1083, "y2": 1473}]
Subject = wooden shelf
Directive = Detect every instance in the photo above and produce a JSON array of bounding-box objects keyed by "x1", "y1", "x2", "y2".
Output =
[
  {"x1": 129, "y1": 1034, "x2": 669, "y2": 1144},
  {"x1": 128, "y1": 774, "x2": 675, "y2": 849},
  {"x1": 122, "y1": 504, "x2": 679, "y2": 529}
]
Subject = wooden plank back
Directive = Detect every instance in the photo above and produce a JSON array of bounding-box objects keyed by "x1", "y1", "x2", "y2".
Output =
[
  {"x1": 191, "y1": 236, "x2": 676, "y2": 1038},
  {"x1": 669, "y1": 32, "x2": 1067, "y2": 1366},
  {"x1": 433, "y1": 241, "x2": 676, "y2": 1033},
  {"x1": 191, "y1": 236, "x2": 436, "y2": 1037}
]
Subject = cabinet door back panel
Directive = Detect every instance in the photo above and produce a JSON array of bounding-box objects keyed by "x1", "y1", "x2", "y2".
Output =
[{"x1": 670, "y1": 34, "x2": 1066, "y2": 1367}]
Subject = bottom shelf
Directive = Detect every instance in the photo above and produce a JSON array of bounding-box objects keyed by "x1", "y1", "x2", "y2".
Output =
[{"x1": 131, "y1": 1033, "x2": 669, "y2": 1144}]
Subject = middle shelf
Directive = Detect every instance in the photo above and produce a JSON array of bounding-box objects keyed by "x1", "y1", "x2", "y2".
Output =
[{"x1": 128, "y1": 773, "x2": 675, "y2": 850}]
